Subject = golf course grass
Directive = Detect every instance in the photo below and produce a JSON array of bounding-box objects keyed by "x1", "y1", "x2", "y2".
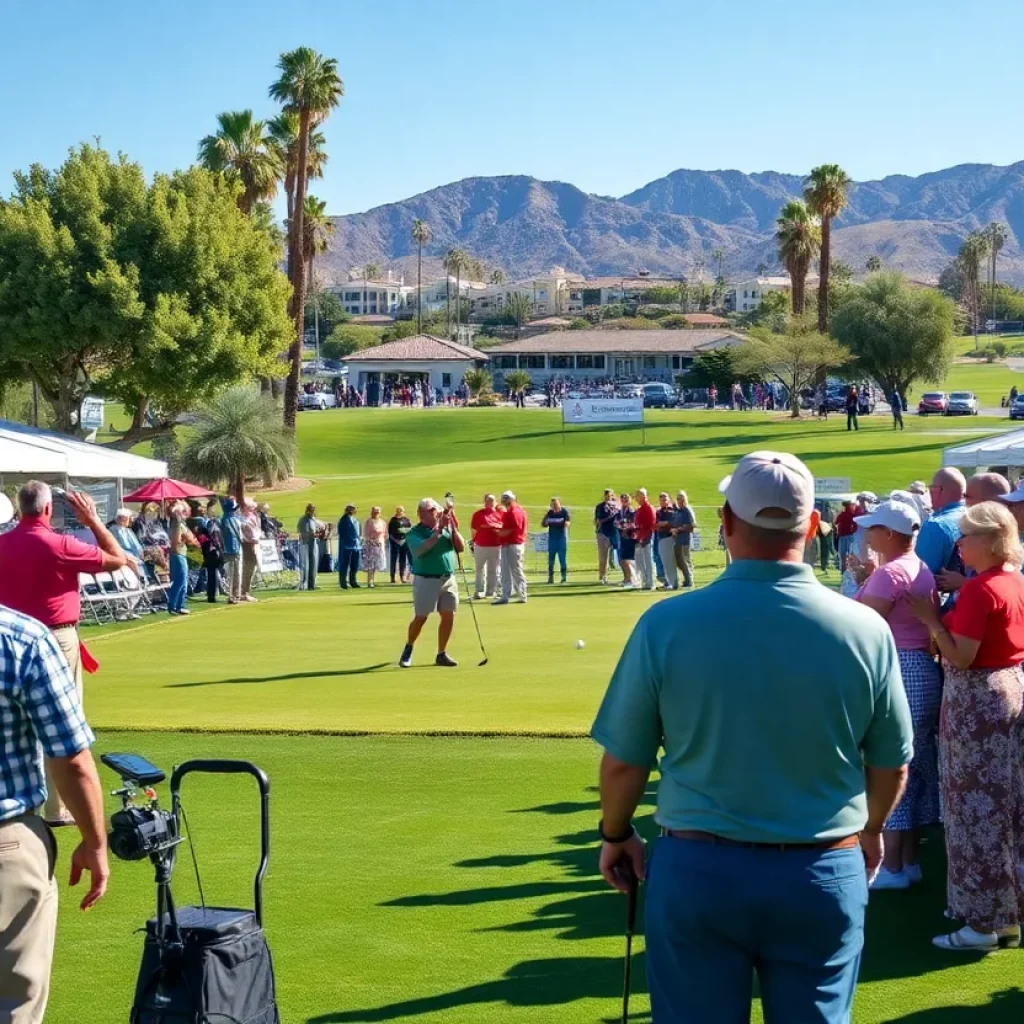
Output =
[{"x1": 48, "y1": 404, "x2": 1024, "y2": 1022}]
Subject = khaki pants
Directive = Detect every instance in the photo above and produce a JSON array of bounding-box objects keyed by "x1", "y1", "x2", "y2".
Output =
[
  {"x1": 43, "y1": 627, "x2": 81, "y2": 823},
  {"x1": 223, "y1": 553, "x2": 242, "y2": 601},
  {"x1": 0, "y1": 815, "x2": 58, "y2": 1024},
  {"x1": 474, "y1": 546, "x2": 501, "y2": 597},
  {"x1": 241, "y1": 544, "x2": 258, "y2": 596},
  {"x1": 500, "y1": 544, "x2": 527, "y2": 600},
  {"x1": 636, "y1": 541, "x2": 655, "y2": 590},
  {"x1": 657, "y1": 536, "x2": 678, "y2": 589},
  {"x1": 676, "y1": 543, "x2": 694, "y2": 586}
]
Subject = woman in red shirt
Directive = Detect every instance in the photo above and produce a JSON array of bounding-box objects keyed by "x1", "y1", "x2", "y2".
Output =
[{"x1": 911, "y1": 500, "x2": 1024, "y2": 952}]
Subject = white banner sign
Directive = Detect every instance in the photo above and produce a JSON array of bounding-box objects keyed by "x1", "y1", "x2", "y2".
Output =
[
  {"x1": 814, "y1": 477, "x2": 852, "y2": 495},
  {"x1": 563, "y1": 398, "x2": 643, "y2": 424},
  {"x1": 690, "y1": 531, "x2": 702, "y2": 553},
  {"x1": 80, "y1": 396, "x2": 105, "y2": 430},
  {"x1": 256, "y1": 538, "x2": 283, "y2": 572},
  {"x1": 530, "y1": 532, "x2": 549, "y2": 553}
]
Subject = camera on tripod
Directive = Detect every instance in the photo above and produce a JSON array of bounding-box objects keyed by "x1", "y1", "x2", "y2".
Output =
[{"x1": 101, "y1": 753, "x2": 181, "y2": 862}]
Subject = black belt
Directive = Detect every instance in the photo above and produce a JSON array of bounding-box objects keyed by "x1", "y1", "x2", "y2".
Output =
[
  {"x1": 664, "y1": 829, "x2": 860, "y2": 852},
  {"x1": 50, "y1": 622, "x2": 79, "y2": 632},
  {"x1": 415, "y1": 573, "x2": 453, "y2": 579}
]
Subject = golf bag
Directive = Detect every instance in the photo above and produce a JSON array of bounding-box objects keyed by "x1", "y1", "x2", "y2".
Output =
[{"x1": 131, "y1": 760, "x2": 280, "y2": 1024}]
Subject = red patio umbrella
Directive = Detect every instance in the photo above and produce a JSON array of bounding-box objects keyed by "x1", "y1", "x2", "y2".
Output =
[{"x1": 122, "y1": 478, "x2": 216, "y2": 503}]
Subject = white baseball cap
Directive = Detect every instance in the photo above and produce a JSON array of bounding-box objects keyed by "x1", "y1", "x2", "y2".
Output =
[
  {"x1": 501, "y1": 490, "x2": 516, "y2": 501},
  {"x1": 718, "y1": 450, "x2": 814, "y2": 531},
  {"x1": 909, "y1": 480, "x2": 928, "y2": 495},
  {"x1": 857, "y1": 490, "x2": 878, "y2": 504},
  {"x1": 999, "y1": 483, "x2": 1024, "y2": 504},
  {"x1": 854, "y1": 499, "x2": 920, "y2": 536}
]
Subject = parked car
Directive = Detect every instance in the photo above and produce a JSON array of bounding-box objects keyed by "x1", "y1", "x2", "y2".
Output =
[
  {"x1": 918, "y1": 391, "x2": 948, "y2": 415},
  {"x1": 642, "y1": 382, "x2": 677, "y2": 408},
  {"x1": 298, "y1": 392, "x2": 335, "y2": 411},
  {"x1": 945, "y1": 391, "x2": 979, "y2": 416},
  {"x1": 1009, "y1": 395, "x2": 1024, "y2": 420}
]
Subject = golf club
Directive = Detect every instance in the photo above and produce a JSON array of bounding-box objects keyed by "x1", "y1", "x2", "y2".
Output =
[
  {"x1": 621, "y1": 864, "x2": 638, "y2": 1024},
  {"x1": 446, "y1": 492, "x2": 489, "y2": 666}
]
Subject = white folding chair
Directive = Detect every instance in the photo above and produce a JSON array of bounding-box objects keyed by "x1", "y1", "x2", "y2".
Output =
[
  {"x1": 94, "y1": 571, "x2": 134, "y2": 621},
  {"x1": 79, "y1": 573, "x2": 114, "y2": 624},
  {"x1": 113, "y1": 566, "x2": 145, "y2": 618}
]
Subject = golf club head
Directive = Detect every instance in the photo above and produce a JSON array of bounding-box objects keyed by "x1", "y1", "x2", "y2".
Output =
[{"x1": 478, "y1": 657, "x2": 488, "y2": 667}]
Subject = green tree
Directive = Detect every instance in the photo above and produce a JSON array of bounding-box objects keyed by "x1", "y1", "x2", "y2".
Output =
[
  {"x1": 321, "y1": 324, "x2": 383, "y2": 359},
  {"x1": 463, "y1": 368, "x2": 492, "y2": 399},
  {"x1": 775, "y1": 200, "x2": 821, "y2": 315},
  {"x1": 568, "y1": 317, "x2": 590, "y2": 330},
  {"x1": 269, "y1": 47, "x2": 344, "y2": 430},
  {"x1": 804, "y1": 163, "x2": 853, "y2": 332},
  {"x1": 304, "y1": 289, "x2": 347, "y2": 335},
  {"x1": 958, "y1": 231, "x2": 990, "y2": 345},
  {"x1": 658, "y1": 314, "x2": 689, "y2": 329},
  {"x1": 180, "y1": 385, "x2": 295, "y2": 504},
  {"x1": 302, "y1": 195, "x2": 333, "y2": 291},
  {"x1": 411, "y1": 219, "x2": 430, "y2": 333},
  {"x1": 381, "y1": 320, "x2": 418, "y2": 342},
  {"x1": 504, "y1": 291, "x2": 532, "y2": 338},
  {"x1": 504, "y1": 369, "x2": 532, "y2": 395},
  {"x1": 737, "y1": 289, "x2": 789, "y2": 332},
  {"x1": 831, "y1": 271, "x2": 957, "y2": 400},
  {"x1": 682, "y1": 348, "x2": 752, "y2": 396},
  {"x1": 712, "y1": 248, "x2": 725, "y2": 280},
  {"x1": 988, "y1": 221, "x2": 1008, "y2": 320},
  {"x1": 642, "y1": 286, "x2": 682, "y2": 304},
  {"x1": 197, "y1": 109, "x2": 282, "y2": 215},
  {"x1": 0, "y1": 145, "x2": 292, "y2": 441},
  {"x1": 732, "y1": 319, "x2": 849, "y2": 417},
  {"x1": 865, "y1": 254, "x2": 882, "y2": 273}
]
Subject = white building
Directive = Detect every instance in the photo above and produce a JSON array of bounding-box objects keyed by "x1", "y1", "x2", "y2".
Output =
[
  {"x1": 470, "y1": 268, "x2": 583, "y2": 319},
  {"x1": 330, "y1": 275, "x2": 415, "y2": 316},
  {"x1": 411, "y1": 276, "x2": 489, "y2": 313},
  {"x1": 567, "y1": 276, "x2": 685, "y2": 312},
  {"x1": 725, "y1": 275, "x2": 819, "y2": 313}
]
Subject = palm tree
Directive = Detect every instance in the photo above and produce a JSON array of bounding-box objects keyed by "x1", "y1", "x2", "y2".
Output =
[
  {"x1": 775, "y1": 200, "x2": 821, "y2": 315},
  {"x1": 364, "y1": 262, "x2": 380, "y2": 281},
  {"x1": 865, "y1": 254, "x2": 882, "y2": 273},
  {"x1": 197, "y1": 110, "x2": 282, "y2": 214},
  {"x1": 302, "y1": 196, "x2": 334, "y2": 292},
  {"x1": 958, "y1": 231, "x2": 990, "y2": 347},
  {"x1": 411, "y1": 219, "x2": 431, "y2": 334},
  {"x1": 755, "y1": 261, "x2": 769, "y2": 277},
  {"x1": 712, "y1": 248, "x2": 725, "y2": 280},
  {"x1": 505, "y1": 291, "x2": 532, "y2": 339},
  {"x1": 804, "y1": 164, "x2": 853, "y2": 332},
  {"x1": 180, "y1": 385, "x2": 296, "y2": 505},
  {"x1": 269, "y1": 47, "x2": 344, "y2": 430},
  {"x1": 447, "y1": 248, "x2": 468, "y2": 338},
  {"x1": 463, "y1": 368, "x2": 492, "y2": 399},
  {"x1": 490, "y1": 269, "x2": 505, "y2": 285},
  {"x1": 266, "y1": 111, "x2": 328, "y2": 224},
  {"x1": 988, "y1": 221, "x2": 1008, "y2": 320}
]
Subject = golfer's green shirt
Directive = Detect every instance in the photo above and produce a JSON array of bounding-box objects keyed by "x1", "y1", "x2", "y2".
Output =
[
  {"x1": 591, "y1": 560, "x2": 914, "y2": 843},
  {"x1": 407, "y1": 524, "x2": 457, "y2": 576}
]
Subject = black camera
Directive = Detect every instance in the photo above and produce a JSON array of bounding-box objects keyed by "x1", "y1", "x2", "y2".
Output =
[{"x1": 101, "y1": 753, "x2": 181, "y2": 862}]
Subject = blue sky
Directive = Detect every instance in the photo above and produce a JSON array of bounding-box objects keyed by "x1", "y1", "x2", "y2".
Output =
[{"x1": 2, "y1": 0, "x2": 1022, "y2": 215}]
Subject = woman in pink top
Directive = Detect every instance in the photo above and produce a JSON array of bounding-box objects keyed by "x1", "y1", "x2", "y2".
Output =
[{"x1": 852, "y1": 499, "x2": 941, "y2": 890}]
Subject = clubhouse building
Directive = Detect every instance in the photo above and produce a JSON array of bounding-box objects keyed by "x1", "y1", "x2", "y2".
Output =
[{"x1": 486, "y1": 329, "x2": 743, "y2": 384}]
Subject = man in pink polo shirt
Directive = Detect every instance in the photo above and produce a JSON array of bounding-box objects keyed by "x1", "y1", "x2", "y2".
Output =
[
  {"x1": 494, "y1": 490, "x2": 528, "y2": 605},
  {"x1": 0, "y1": 481, "x2": 128, "y2": 823}
]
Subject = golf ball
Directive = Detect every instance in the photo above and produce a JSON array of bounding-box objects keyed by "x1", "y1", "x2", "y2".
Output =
[{"x1": 576, "y1": 640, "x2": 586, "y2": 650}]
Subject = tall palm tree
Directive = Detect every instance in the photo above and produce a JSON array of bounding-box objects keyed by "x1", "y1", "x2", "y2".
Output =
[
  {"x1": 989, "y1": 221, "x2": 1008, "y2": 320},
  {"x1": 712, "y1": 248, "x2": 725, "y2": 279},
  {"x1": 197, "y1": 110, "x2": 282, "y2": 214},
  {"x1": 447, "y1": 248, "x2": 467, "y2": 338},
  {"x1": 958, "y1": 231, "x2": 990, "y2": 346},
  {"x1": 865, "y1": 254, "x2": 882, "y2": 273},
  {"x1": 755, "y1": 261, "x2": 769, "y2": 277},
  {"x1": 775, "y1": 200, "x2": 821, "y2": 315},
  {"x1": 804, "y1": 164, "x2": 853, "y2": 332},
  {"x1": 180, "y1": 385, "x2": 296, "y2": 505},
  {"x1": 302, "y1": 196, "x2": 334, "y2": 292},
  {"x1": 266, "y1": 111, "x2": 328, "y2": 224},
  {"x1": 411, "y1": 219, "x2": 431, "y2": 334},
  {"x1": 269, "y1": 47, "x2": 344, "y2": 430}
]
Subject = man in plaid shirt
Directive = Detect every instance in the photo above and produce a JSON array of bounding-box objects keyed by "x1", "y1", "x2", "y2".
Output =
[{"x1": 0, "y1": 604, "x2": 108, "y2": 1024}]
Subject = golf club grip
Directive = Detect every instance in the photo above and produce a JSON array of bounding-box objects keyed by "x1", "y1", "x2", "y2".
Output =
[
  {"x1": 171, "y1": 760, "x2": 270, "y2": 926},
  {"x1": 626, "y1": 873, "x2": 638, "y2": 932}
]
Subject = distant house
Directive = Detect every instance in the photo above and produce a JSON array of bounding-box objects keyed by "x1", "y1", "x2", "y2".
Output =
[
  {"x1": 486, "y1": 329, "x2": 742, "y2": 384},
  {"x1": 567, "y1": 276, "x2": 684, "y2": 312},
  {"x1": 724, "y1": 275, "x2": 819, "y2": 313},
  {"x1": 329, "y1": 277, "x2": 414, "y2": 316},
  {"x1": 470, "y1": 268, "x2": 583, "y2": 319},
  {"x1": 343, "y1": 335, "x2": 488, "y2": 403}
]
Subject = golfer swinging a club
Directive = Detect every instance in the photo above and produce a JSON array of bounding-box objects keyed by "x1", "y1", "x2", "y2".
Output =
[{"x1": 400, "y1": 497, "x2": 465, "y2": 668}]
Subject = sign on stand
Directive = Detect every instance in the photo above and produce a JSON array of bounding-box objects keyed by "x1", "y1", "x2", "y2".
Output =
[
  {"x1": 562, "y1": 397, "x2": 645, "y2": 443},
  {"x1": 814, "y1": 477, "x2": 852, "y2": 495},
  {"x1": 530, "y1": 533, "x2": 549, "y2": 553},
  {"x1": 80, "y1": 397, "x2": 105, "y2": 431},
  {"x1": 256, "y1": 539, "x2": 283, "y2": 572},
  {"x1": 690, "y1": 532, "x2": 702, "y2": 553}
]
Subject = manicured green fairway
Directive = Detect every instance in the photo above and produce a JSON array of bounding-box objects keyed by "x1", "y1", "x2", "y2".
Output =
[{"x1": 48, "y1": 407, "x2": 1024, "y2": 1022}]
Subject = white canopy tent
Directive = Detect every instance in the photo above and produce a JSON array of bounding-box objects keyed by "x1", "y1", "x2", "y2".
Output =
[
  {"x1": 0, "y1": 419, "x2": 167, "y2": 508},
  {"x1": 941, "y1": 427, "x2": 1024, "y2": 470}
]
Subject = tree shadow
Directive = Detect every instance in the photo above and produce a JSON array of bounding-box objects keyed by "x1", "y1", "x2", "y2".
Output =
[
  {"x1": 166, "y1": 663, "x2": 392, "y2": 687},
  {"x1": 884, "y1": 988, "x2": 1024, "y2": 1023}
]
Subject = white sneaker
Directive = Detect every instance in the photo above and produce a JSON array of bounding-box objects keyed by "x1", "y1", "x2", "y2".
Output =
[
  {"x1": 870, "y1": 866, "x2": 910, "y2": 890},
  {"x1": 474, "y1": 592, "x2": 485, "y2": 601},
  {"x1": 492, "y1": 597, "x2": 509, "y2": 605},
  {"x1": 904, "y1": 863, "x2": 923, "y2": 885},
  {"x1": 517, "y1": 595, "x2": 528, "y2": 604}
]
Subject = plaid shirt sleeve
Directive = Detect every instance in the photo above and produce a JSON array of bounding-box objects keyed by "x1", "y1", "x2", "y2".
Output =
[{"x1": 22, "y1": 632, "x2": 94, "y2": 759}]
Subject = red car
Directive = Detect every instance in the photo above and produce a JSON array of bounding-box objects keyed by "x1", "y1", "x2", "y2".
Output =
[{"x1": 918, "y1": 391, "x2": 948, "y2": 415}]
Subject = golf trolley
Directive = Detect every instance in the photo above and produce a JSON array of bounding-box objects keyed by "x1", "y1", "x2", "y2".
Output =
[{"x1": 103, "y1": 755, "x2": 280, "y2": 1024}]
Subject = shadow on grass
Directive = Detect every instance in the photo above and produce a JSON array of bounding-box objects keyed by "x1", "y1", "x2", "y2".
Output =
[
  {"x1": 167, "y1": 663, "x2": 391, "y2": 687},
  {"x1": 885, "y1": 988, "x2": 1024, "y2": 1022}
]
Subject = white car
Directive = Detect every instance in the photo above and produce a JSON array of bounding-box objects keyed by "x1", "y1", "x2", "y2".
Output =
[
  {"x1": 298, "y1": 392, "x2": 335, "y2": 411},
  {"x1": 945, "y1": 391, "x2": 978, "y2": 416}
]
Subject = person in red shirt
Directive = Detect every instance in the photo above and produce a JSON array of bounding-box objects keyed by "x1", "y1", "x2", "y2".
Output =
[
  {"x1": 494, "y1": 490, "x2": 528, "y2": 605},
  {"x1": 834, "y1": 499, "x2": 858, "y2": 569},
  {"x1": 909, "y1": 500, "x2": 1024, "y2": 952},
  {"x1": 633, "y1": 488, "x2": 657, "y2": 591},
  {"x1": 0, "y1": 481, "x2": 128, "y2": 824},
  {"x1": 470, "y1": 493, "x2": 504, "y2": 599}
]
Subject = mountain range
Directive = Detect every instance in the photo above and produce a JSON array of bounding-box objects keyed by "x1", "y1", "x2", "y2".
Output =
[{"x1": 316, "y1": 162, "x2": 1024, "y2": 286}]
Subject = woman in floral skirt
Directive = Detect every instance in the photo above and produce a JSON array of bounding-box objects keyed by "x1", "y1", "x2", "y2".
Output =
[
  {"x1": 911, "y1": 500, "x2": 1024, "y2": 952},
  {"x1": 362, "y1": 506, "x2": 389, "y2": 588}
]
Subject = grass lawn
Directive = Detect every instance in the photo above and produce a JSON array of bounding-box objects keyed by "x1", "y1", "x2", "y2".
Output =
[
  {"x1": 43, "y1": 407, "x2": 1024, "y2": 1022},
  {"x1": 49, "y1": 732, "x2": 1024, "y2": 1024}
]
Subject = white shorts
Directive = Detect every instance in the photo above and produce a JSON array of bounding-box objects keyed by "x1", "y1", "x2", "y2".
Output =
[{"x1": 413, "y1": 574, "x2": 459, "y2": 617}]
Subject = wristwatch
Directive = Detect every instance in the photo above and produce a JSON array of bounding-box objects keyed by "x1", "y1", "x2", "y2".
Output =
[{"x1": 599, "y1": 820, "x2": 636, "y2": 844}]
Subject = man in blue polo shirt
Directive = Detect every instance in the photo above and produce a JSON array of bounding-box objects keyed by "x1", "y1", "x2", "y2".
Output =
[
  {"x1": 591, "y1": 450, "x2": 912, "y2": 1024},
  {"x1": 916, "y1": 468, "x2": 966, "y2": 588},
  {"x1": 594, "y1": 489, "x2": 619, "y2": 585}
]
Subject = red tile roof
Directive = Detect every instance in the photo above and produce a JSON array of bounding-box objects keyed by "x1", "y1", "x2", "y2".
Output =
[
  {"x1": 488, "y1": 329, "x2": 742, "y2": 355},
  {"x1": 343, "y1": 334, "x2": 488, "y2": 362}
]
